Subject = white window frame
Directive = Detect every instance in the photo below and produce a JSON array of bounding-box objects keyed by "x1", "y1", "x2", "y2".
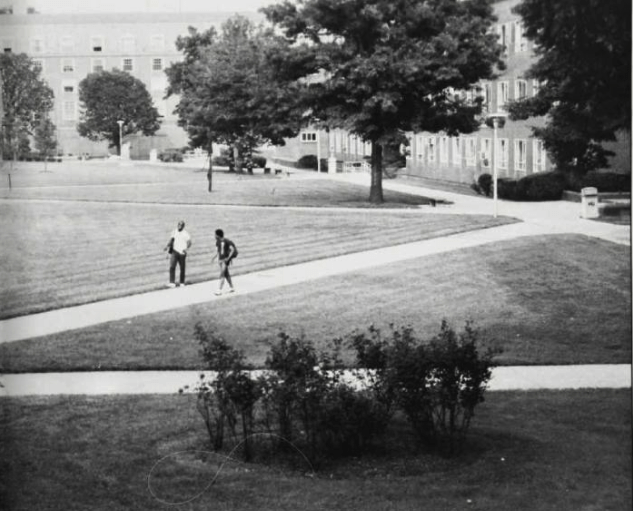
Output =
[
  {"x1": 415, "y1": 134, "x2": 424, "y2": 162},
  {"x1": 532, "y1": 79, "x2": 541, "y2": 97},
  {"x1": 62, "y1": 100, "x2": 76, "y2": 121},
  {"x1": 91, "y1": 36, "x2": 104, "y2": 52},
  {"x1": 497, "y1": 138, "x2": 509, "y2": 170},
  {"x1": 2, "y1": 38, "x2": 13, "y2": 53},
  {"x1": 363, "y1": 141, "x2": 372, "y2": 157},
  {"x1": 439, "y1": 136, "x2": 449, "y2": 163},
  {"x1": 465, "y1": 137, "x2": 477, "y2": 167},
  {"x1": 334, "y1": 131, "x2": 342, "y2": 153},
  {"x1": 481, "y1": 138, "x2": 491, "y2": 168},
  {"x1": 301, "y1": 131, "x2": 317, "y2": 143},
  {"x1": 514, "y1": 21, "x2": 528, "y2": 53},
  {"x1": 62, "y1": 79, "x2": 77, "y2": 94},
  {"x1": 426, "y1": 136, "x2": 436, "y2": 163},
  {"x1": 122, "y1": 58, "x2": 134, "y2": 72},
  {"x1": 32, "y1": 58, "x2": 44, "y2": 73},
  {"x1": 30, "y1": 37, "x2": 45, "y2": 54},
  {"x1": 61, "y1": 58, "x2": 75, "y2": 73},
  {"x1": 533, "y1": 139, "x2": 546, "y2": 173},
  {"x1": 121, "y1": 35, "x2": 136, "y2": 53},
  {"x1": 150, "y1": 34, "x2": 165, "y2": 52},
  {"x1": 451, "y1": 137, "x2": 461, "y2": 165},
  {"x1": 514, "y1": 139, "x2": 527, "y2": 175},
  {"x1": 515, "y1": 79, "x2": 528, "y2": 101},
  {"x1": 497, "y1": 81, "x2": 509, "y2": 110},
  {"x1": 91, "y1": 58, "x2": 105, "y2": 73},
  {"x1": 152, "y1": 58, "x2": 163, "y2": 72}
]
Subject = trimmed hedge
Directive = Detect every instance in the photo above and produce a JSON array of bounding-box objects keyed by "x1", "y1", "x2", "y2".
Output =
[{"x1": 566, "y1": 172, "x2": 631, "y2": 193}]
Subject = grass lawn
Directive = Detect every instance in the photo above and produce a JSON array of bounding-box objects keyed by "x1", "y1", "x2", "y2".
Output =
[
  {"x1": 1, "y1": 234, "x2": 629, "y2": 372},
  {"x1": 0, "y1": 389, "x2": 630, "y2": 511},
  {"x1": 0, "y1": 198, "x2": 512, "y2": 320}
]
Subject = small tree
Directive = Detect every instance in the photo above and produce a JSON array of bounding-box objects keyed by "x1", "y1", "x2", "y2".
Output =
[
  {"x1": 34, "y1": 116, "x2": 57, "y2": 171},
  {"x1": 77, "y1": 69, "x2": 160, "y2": 155}
]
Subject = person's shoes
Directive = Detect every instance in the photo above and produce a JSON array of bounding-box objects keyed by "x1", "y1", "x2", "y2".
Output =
[
  {"x1": 214, "y1": 290, "x2": 222, "y2": 296},
  {"x1": 228, "y1": 288, "x2": 235, "y2": 293},
  {"x1": 167, "y1": 283, "x2": 176, "y2": 288},
  {"x1": 179, "y1": 282, "x2": 186, "y2": 287}
]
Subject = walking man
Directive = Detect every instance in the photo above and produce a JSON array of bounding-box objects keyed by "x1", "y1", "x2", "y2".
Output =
[
  {"x1": 212, "y1": 228, "x2": 237, "y2": 295},
  {"x1": 164, "y1": 220, "x2": 191, "y2": 287}
]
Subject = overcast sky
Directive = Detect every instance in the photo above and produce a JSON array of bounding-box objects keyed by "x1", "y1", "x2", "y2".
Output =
[{"x1": 1, "y1": 0, "x2": 279, "y2": 13}]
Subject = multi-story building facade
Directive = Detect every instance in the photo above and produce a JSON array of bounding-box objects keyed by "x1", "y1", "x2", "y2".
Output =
[{"x1": 0, "y1": 3, "x2": 259, "y2": 158}]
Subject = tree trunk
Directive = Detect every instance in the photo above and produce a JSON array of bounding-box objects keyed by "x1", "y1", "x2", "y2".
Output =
[
  {"x1": 233, "y1": 145, "x2": 243, "y2": 173},
  {"x1": 369, "y1": 141, "x2": 384, "y2": 204}
]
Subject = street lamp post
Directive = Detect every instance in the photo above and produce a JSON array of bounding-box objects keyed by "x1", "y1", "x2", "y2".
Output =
[
  {"x1": 117, "y1": 120, "x2": 124, "y2": 157},
  {"x1": 488, "y1": 113, "x2": 506, "y2": 218}
]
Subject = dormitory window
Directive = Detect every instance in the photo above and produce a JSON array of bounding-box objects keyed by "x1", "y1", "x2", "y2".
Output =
[
  {"x1": 91, "y1": 58, "x2": 105, "y2": 73},
  {"x1": 63, "y1": 85, "x2": 74, "y2": 93},
  {"x1": 121, "y1": 36, "x2": 135, "y2": 53},
  {"x1": 334, "y1": 130, "x2": 342, "y2": 153},
  {"x1": 452, "y1": 137, "x2": 461, "y2": 165},
  {"x1": 426, "y1": 137, "x2": 436, "y2": 163},
  {"x1": 439, "y1": 137, "x2": 448, "y2": 163},
  {"x1": 152, "y1": 58, "x2": 163, "y2": 71},
  {"x1": 533, "y1": 139, "x2": 546, "y2": 172},
  {"x1": 122, "y1": 58, "x2": 134, "y2": 72},
  {"x1": 465, "y1": 138, "x2": 477, "y2": 167},
  {"x1": 91, "y1": 36, "x2": 104, "y2": 52},
  {"x1": 515, "y1": 80, "x2": 528, "y2": 100},
  {"x1": 514, "y1": 22, "x2": 528, "y2": 52},
  {"x1": 480, "y1": 138, "x2": 491, "y2": 168},
  {"x1": 63, "y1": 101, "x2": 76, "y2": 121},
  {"x1": 416, "y1": 134, "x2": 424, "y2": 161},
  {"x1": 2, "y1": 39, "x2": 12, "y2": 53},
  {"x1": 32, "y1": 59, "x2": 44, "y2": 72},
  {"x1": 532, "y1": 79, "x2": 541, "y2": 96},
  {"x1": 497, "y1": 138, "x2": 509, "y2": 170},
  {"x1": 62, "y1": 59, "x2": 75, "y2": 73},
  {"x1": 514, "y1": 139, "x2": 527, "y2": 175},
  {"x1": 30, "y1": 37, "x2": 44, "y2": 54},
  {"x1": 497, "y1": 81, "x2": 509, "y2": 110},
  {"x1": 301, "y1": 132, "x2": 317, "y2": 143}
]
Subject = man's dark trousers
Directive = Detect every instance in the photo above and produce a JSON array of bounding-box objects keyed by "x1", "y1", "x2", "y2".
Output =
[{"x1": 169, "y1": 252, "x2": 187, "y2": 284}]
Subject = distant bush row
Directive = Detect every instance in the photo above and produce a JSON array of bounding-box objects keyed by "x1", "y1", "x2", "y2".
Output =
[
  {"x1": 185, "y1": 320, "x2": 497, "y2": 466},
  {"x1": 473, "y1": 171, "x2": 631, "y2": 201}
]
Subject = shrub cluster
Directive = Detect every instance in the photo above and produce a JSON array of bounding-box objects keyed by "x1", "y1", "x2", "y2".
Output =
[
  {"x1": 158, "y1": 149, "x2": 184, "y2": 163},
  {"x1": 565, "y1": 171, "x2": 631, "y2": 193},
  {"x1": 187, "y1": 320, "x2": 496, "y2": 465},
  {"x1": 475, "y1": 171, "x2": 567, "y2": 201},
  {"x1": 296, "y1": 154, "x2": 328, "y2": 171}
]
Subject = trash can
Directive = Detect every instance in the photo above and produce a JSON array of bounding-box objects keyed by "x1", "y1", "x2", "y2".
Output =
[{"x1": 580, "y1": 187, "x2": 599, "y2": 219}]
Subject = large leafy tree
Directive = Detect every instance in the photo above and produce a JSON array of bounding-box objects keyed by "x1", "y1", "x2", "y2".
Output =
[
  {"x1": 263, "y1": 0, "x2": 504, "y2": 203},
  {"x1": 166, "y1": 15, "x2": 308, "y2": 190},
  {"x1": 34, "y1": 115, "x2": 57, "y2": 171},
  {"x1": 0, "y1": 53, "x2": 54, "y2": 161},
  {"x1": 507, "y1": 0, "x2": 631, "y2": 174},
  {"x1": 77, "y1": 69, "x2": 161, "y2": 155}
]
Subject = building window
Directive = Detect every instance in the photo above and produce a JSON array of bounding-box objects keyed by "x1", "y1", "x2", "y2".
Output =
[
  {"x1": 481, "y1": 138, "x2": 491, "y2": 168},
  {"x1": 91, "y1": 58, "x2": 105, "y2": 73},
  {"x1": 439, "y1": 136, "x2": 449, "y2": 163},
  {"x1": 498, "y1": 23, "x2": 508, "y2": 55},
  {"x1": 122, "y1": 58, "x2": 134, "y2": 72},
  {"x1": 121, "y1": 35, "x2": 135, "y2": 53},
  {"x1": 91, "y1": 36, "x2": 104, "y2": 52},
  {"x1": 32, "y1": 59, "x2": 44, "y2": 73},
  {"x1": 152, "y1": 58, "x2": 163, "y2": 71},
  {"x1": 515, "y1": 79, "x2": 528, "y2": 100},
  {"x1": 479, "y1": 82, "x2": 491, "y2": 113},
  {"x1": 62, "y1": 101, "x2": 76, "y2": 121},
  {"x1": 63, "y1": 84, "x2": 74, "y2": 93},
  {"x1": 465, "y1": 138, "x2": 477, "y2": 167},
  {"x1": 532, "y1": 79, "x2": 542, "y2": 97},
  {"x1": 452, "y1": 137, "x2": 461, "y2": 165},
  {"x1": 514, "y1": 21, "x2": 528, "y2": 52},
  {"x1": 533, "y1": 139, "x2": 546, "y2": 172},
  {"x1": 62, "y1": 59, "x2": 75, "y2": 73},
  {"x1": 2, "y1": 38, "x2": 13, "y2": 53},
  {"x1": 514, "y1": 139, "x2": 527, "y2": 175},
  {"x1": 497, "y1": 138, "x2": 509, "y2": 170},
  {"x1": 497, "y1": 81, "x2": 509, "y2": 110},
  {"x1": 301, "y1": 132, "x2": 317, "y2": 143},
  {"x1": 334, "y1": 131, "x2": 342, "y2": 153},
  {"x1": 426, "y1": 136, "x2": 436, "y2": 163},
  {"x1": 150, "y1": 34, "x2": 165, "y2": 51},
  {"x1": 363, "y1": 141, "x2": 372, "y2": 157},
  {"x1": 59, "y1": 35, "x2": 74, "y2": 52},
  {"x1": 30, "y1": 37, "x2": 45, "y2": 54},
  {"x1": 415, "y1": 134, "x2": 424, "y2": 162}
]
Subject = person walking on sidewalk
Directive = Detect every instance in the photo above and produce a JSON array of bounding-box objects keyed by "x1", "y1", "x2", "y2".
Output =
[
  {"x1": 164, "y1": 220, "x2": 192, "y2": 288},
  {"x1": 212, "y1": 228, "x2": 237, "y2": 295}
]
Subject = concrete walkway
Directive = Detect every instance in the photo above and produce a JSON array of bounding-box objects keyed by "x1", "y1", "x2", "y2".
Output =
[
  {"x1": 0, "y1": 172, "x2": 629, "y2": 395},
  {"x1": 1, "y1": 365, "x2": 630, "y2": 397}
]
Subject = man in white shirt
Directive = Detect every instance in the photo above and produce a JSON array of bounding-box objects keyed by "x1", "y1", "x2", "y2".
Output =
[{"x1": 164, "y1": 220, "x2": 192, "y2": 287}]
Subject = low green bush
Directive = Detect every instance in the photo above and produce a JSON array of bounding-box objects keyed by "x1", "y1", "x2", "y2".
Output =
[
  {"x1": 497, "y1": 177, "x2": 519, "y2": 200},
  {"x1": 477, "y1": 173, "x2": 493, "y2": 197},
  {"x1": 566, "y1": 172, "x2": 631, "y2": 193},
  {"x1": 515, "y1": 171, "x2": 566, "y2": 201},
  {"x1": 297, "y1": 154, "x2": 318, "y2": 169},
  {"x1": 158, "y1": 150, "x2": 184, "y2": 163}
]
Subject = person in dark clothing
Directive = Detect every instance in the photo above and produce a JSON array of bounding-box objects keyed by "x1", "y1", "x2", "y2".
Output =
[{"x1": 212, "y1": 228, "x2": 236, "y2": 295}]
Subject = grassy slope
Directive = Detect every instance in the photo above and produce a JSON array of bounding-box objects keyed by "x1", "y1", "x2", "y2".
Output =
[
  {"x1": 0, "y1": 234, "x2": 629, "y2": 372},
  {"x1": 0, "y1": 389, "x2": 630, "y2": 511}
]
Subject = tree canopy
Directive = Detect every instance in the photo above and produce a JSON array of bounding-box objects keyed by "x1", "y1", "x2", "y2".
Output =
[
  {"x1": 507, "y1": 0, "x2": 631, "y2": 174},
  {"x1": 166, "y1": 15, "x2": 308, "y2": 182},
  {"x1": 0, "y1": 53, "x2": 54, "y2": 161},
  {"x1": 77, "y1": 69, "x2": 161, "y2": 154},
  {"x1": 263, "y1": 0, "x2": 504, "y2": 202}
]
